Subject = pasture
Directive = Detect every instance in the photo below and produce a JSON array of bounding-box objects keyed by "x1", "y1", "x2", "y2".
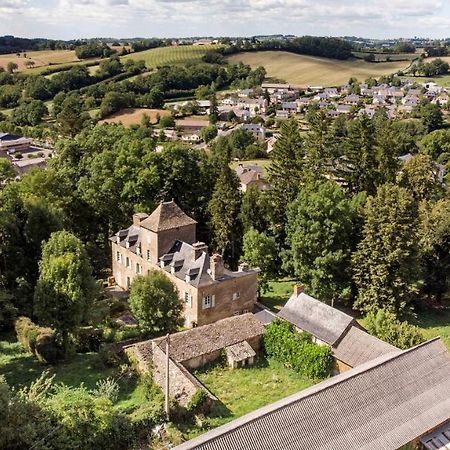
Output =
[
  {"x1": 353, "y1": 51, "x2": 418, "y2": 62},
  {"x1": 0, "y1": 49, "x2": 79, "y2": 71},
  {"x1": 227, "y1": 51, "x2": 410, "y2": 87},
  {"x1": 98, "y1": 108, "x2": 170, "y2": 126}
]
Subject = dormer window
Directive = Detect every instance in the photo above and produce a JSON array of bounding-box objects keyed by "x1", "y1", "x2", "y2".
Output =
[
  {"x1": 185, "y1": 274, "x2": 191, "y2": 283},
  {"x1": 126, "y1": 241, "x2": 130, "y2": 249},
  {"x1": 136, "y1": 245, "x2": 141, "y2": 256}
]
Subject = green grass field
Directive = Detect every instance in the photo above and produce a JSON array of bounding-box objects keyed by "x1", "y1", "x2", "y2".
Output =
[
  {"x1": 415, "y1": 308, "x2": 450, "y2": 350},
  {"x1": 352, "y1": 51, "x2": 418, "y2": 62},
  {"x1": 0, "y1": 333, "x2": 144, "y2": 411},
  {"x1": 227, "y1": 51, "x2": 411, "y2": 87},
  {"x1": 189, "y1": 357, "x2": 314, "y2": 437}
]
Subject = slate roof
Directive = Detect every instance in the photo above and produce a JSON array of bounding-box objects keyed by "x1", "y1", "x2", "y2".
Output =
[
  {"x1": 151, "y1": 313, "x2": 265, "y2": 362},
  {"x1": 140, "y1": 201, "x2": 197, "y2": 232},
  {"x1": 332, "y1": 325, "x2": 399, "y2": 367},
  {"x1": 175, "y1": 338, "x2": 450, "y2": 450},
  {"x1": 225, "y1": 340, "x2": 256, "y2": 362},
  {"x1": 278, "y1": 292, "x2": 355, "y2": 345}
]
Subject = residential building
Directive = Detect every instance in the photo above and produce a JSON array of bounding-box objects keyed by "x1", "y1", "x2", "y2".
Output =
[
  {"x1": 110, "y1": 201, "x2": 259, "y2": 327},
  {"x1": 241, "y1": 123, "x2": 266, "y2": 140},
  {"x1": 278, "y1": 285, "x2": 397, "y2": 371},
  {"x1": 0, "y1": 133, "x2": 32, "y2": 155},
  {"x1": 175, "y1": 338, "x2": 450, "y2": 450},
  {"x1": 235, "y1": 164, "x2": 269, "y2": 192}
]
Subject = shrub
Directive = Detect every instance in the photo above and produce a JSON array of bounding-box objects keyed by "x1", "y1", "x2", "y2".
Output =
[
  {"x1": 187, "y1": 389, "x2": 209, "y2": 414},
  {"x1": 264, "y1": 319, "x2": 333, "y2": 379},
  {"x1": 365, "y1": 309, "x2": 425, "y2": 349},
  {"x1": 75, "y1": 326, "x2": 103, "y2": 352},
  {"x1": 130, "y1": 400, "x2": 165, "y2": 429},
  {"x1": 15, "y1": 317, "x2": 61, "y2": 363},
  {"x1": 98, "y1": 343, "x2": 122, "y2": 367},
  {"x1": 91, "y1": 377, "x2": 120, "y2": 403},
  {"x1": 0, "y1": 291, "x2": 17, "y2": 331}
]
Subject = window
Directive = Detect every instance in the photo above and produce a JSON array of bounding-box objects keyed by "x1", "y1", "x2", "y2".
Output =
[
  {"x1": 126, "y1": 257, "x2": 130, "y2": 268},
  {"x1": 184, "y1": 292, "x2": 192, "y2": 307},
  {"x1": 243, "y1": 309, "x2": 249, "y2": 314},
  {"x1": 116, "y1": 251, "x2": 122, "y2": 263},
  {"x1": 202, "y1": 294, "x2": 215, "y2": 309},
  {"x1": 136, "y1": 263, "x2": 141, "y2": 274},
  {"x1": 126, "y1": 276, "x2": 131, "y2": 288},
  {"x1": 147, "y1": 250, "x2": 151, "y2": 261},
  {"x1": 232, "y1": 291, "x2": 241, "y2": 301}
]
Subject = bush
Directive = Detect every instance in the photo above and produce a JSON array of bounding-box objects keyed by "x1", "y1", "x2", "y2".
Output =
[
  {"x1": 187, "y1": 389, "x2": 209, "y2": 414},
  {"x1": 15, "y1": 317, "x2": 61, "y2": 363},
  {"x1": 98, "y1": 343, "x2": 122, "y2": 367},
  {"x1": 0, "y1": 291, "x2": 17, "y2": 331},
  {"x1": 75, "y1": 326, "x2": 103, "y2": 352},
  {"x1": 91, "y1": 377, "x2": 120, "y2": 403},
  {"x1": 264, "y1": 319, "x2": 333, "y2": 379},
  {"x1": 365, "y1": 309, "x2": 425, "y2": 349}
]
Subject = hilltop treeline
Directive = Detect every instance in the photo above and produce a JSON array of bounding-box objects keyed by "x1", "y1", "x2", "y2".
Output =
[
  {"x1": 206, "y1": 36, "x2": 354, "y2": 61},
  {"x1": 0, "y1": 35, "x2": 73, "y2": 54}
]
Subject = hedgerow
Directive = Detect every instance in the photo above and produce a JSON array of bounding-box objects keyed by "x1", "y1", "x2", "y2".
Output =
[{"x1": 263, "y1": 319, "x2": 333, "y2": 379}]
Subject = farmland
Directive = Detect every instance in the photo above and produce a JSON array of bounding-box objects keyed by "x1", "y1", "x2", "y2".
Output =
[
  {"x1": 99, "y1": 108, "x2": 170, "y2": 126},
  {"x1": 227, "y1": 51, "x2": 411, "y2": 86},
  {"x1": 0, "y1": 49, "x2": 79, "y2": 71},
  {"x1": 352, "y1": 51, "x2": 418, "y2": 62},
  {"x1": 121, "y1": 44, "x2": 220, "y2": 68}
]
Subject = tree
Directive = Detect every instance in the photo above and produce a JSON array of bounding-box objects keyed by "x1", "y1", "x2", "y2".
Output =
[
  {"x1": 159, "y1": 115, "x2": 175, "y2": 129},
  {"x1": 418, "y1": 129, "x2": 450, "y2": 160},
  {"x1": 200, "y1": 124, "x2": 218, "y2": 143},
  {"x1": 209, "y1": 93, "x2": 218, "y2": 124},
  {"x1": 418, "y1": 101, "x2": 443, "y2": 133},
  {"x1": 418, "y1": 198, "x2": 450, "y2": 302},
  {"x1": 0, "y1": 159, "x2": 15, "y2": 185},
  {"x1": 267, "y1": 118, "x2": 305, "y2": 228},
  {"x1": 208, "y1": 165, "x2": 242, "y2": 265},
  {"x1": 240, "y1": 185, "x2": 270, "y2": 233},
  {"x1": 129, "y1": 270, "x2": 181, "y2": 335},
  {"x1": 241, "y1": 228, "x2": 277, "y2": 295},
  {"x1": 57, "y1": 95, "x2": 87, "y2": 137},
  {"x1": 34, "y1": 231, "x2": 97, "y2": 355},
  {"x1": 284, "y1": 181, "x2": 354, "y2": 304},
  {"x1": 398, "y1": 154, "x2": 445, "y2": 202},
  {"x1": 6, "y1": 62, "x2": 18, "y2": 73},
  {"x1": 12, "y1": 100, "x2": 48, "y2": 126},
  {"x1": 365, "y1": 309, "x2": 424, "y2": 349},
  {"x1": 352, "y1": 184, "x2": 422, "y2": 316}
]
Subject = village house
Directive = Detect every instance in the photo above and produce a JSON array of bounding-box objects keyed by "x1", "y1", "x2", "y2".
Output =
[
  {"x1": 241, "y1": 123, "x2": 266, "y2": 140},
  {"x1": 0, "y1": 132, "x2": 32, "y2": 155},
  {"x1": 125, "y1": 314, "x2": 265, "y2": 405},
  {"x1": 175, "y1": 119, "x2": 210, "y2": 138},
  {"x1": 235, "y1": 164, "x2": 269, "y2": 192},
  {"x1": 275, "y1": 109, "x2": 290, "y2": 120},
  {"x1": 278, "y1": 285, "x2": 397, "y2": 371},
  {"x1": 110, "y1": 201, "x2": 259, "y2": 327},
  {"x1": 176, "y1": 338, "x2": 450, "y2": 450}
]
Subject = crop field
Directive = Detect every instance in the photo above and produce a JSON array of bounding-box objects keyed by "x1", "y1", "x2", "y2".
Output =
[
  {"x1": 227, "y1": 51, "x2": 410, "y2": 87},
  {"x1": 0, "y1": 49, "x2": 79, "y2": 71},
  {"x1": 122, "y1": 44, "x2": 220, "y2": 68},
  {"x1": 99, "y1": 108, "x2": 170, "y2": 126}
]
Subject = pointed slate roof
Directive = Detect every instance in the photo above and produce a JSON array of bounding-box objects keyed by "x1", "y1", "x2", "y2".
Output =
[
  {"x1": 175, "y1": 338, "x2": 450, "y2": 450},
  {"x1": 140, "y1": 201, "x2": 197, "y2": 232}
]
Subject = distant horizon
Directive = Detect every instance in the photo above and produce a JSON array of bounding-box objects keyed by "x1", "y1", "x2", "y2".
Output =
[{"x1": 1, "y1": 0, "x2": 450, "y2": 41}]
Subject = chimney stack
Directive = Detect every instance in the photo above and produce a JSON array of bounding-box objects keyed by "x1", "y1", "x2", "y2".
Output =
[
  {"x1": 210, "y1": 254, "x2": 224, "y2": 280},
  {"x1": 293, "y1": 284, "x2": 305, "y2": 296},
  {"x1": 192, "y1": 242, "x2": 208, "y2": 260},
  {"x1": 133, "y1": 212, "x2": 148, "y2": 226}
]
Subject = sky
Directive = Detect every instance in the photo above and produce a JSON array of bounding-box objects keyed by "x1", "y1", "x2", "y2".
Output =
[{"x1": 1, "y1": 0, "x2": 450, "y2": 40}]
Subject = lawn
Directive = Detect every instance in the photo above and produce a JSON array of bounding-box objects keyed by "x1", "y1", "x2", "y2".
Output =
[
  {"x1": 190, "y1": 356, "x2": 314, "y2": 436},
  {"x1": 122, "y1": 45, "x2": 220, "y2": 69},
  {"x1": 230, "y1": 158, "x2": 271, "y2": 172},
  {"x1": 0, "y1": 333, "x2": 143, "y2": 411},
  {"x1": 260, "y1": 279, "x2": 297, "y2": 312},
  {"x1": 414, "y1": 308, "x2": 450, "y2": 351},
  {"x1": 227, "y1": 51, "x2": 411, "y2": 87}
]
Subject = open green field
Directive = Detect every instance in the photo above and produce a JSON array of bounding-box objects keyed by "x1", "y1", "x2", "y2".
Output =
[
  {"x1": 189, "y1": 357, "x2": 314, "y2": 437},
  {"x1": 227, "y1": 51, "x2": 411, "y2": 87},
  {"x1": 407, "y1": 75, "x2": 450, "y2": 87},
  {"x1": 0, "y1": 333, "x2": 144, "y2": 412},
  {"x1": 353, "y1": 51, "x2": 418, "y2": 62}
]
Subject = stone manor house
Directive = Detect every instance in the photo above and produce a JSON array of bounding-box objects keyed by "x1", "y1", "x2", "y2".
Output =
[{"x1": 110, "y1": 201, "x2": 258, "y2": 327}]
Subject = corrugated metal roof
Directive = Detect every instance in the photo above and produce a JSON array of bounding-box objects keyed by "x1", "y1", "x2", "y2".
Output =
[
  {"x1": 175, "y1": 338, "x2": 450, "y2": 450},
  {"x1": 332, "y1": 325, "x2": 399, "y2": 367},
  {"x1": 278, "y1": 293, "x2": 355, "y2": 345}
]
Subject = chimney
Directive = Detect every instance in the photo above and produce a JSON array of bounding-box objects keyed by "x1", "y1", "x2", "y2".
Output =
[
  {"x1": 133, "y1": 212, "x2": 148, "y2": 226},
  {"x1": 293, "y1": 284, "x2": 305, "y2": 296},
  {"x1": 192, "y1": 242, "x2": 208, "y2": 260},
  {"x1": 210, "y1": 254, "x2": 224, "y2": 280}
]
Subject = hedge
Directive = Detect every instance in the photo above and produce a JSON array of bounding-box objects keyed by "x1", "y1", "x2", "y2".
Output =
[
  {"x1": 15, "y1": 317, "x2": 61, "y2": 363},
  {"x1": 263, "y1": 319, "x2": 333, "y2": 379}
]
